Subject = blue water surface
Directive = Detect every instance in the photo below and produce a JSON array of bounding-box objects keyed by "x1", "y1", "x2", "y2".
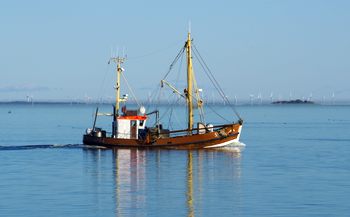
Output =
[{"x1": 0, "y1": 103, "x2": 349, "y2": 216}]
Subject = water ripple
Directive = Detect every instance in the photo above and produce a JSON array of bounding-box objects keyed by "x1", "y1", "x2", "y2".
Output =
[{"x1": 0, "y1": 144, "x2": 83, "y2": 151}]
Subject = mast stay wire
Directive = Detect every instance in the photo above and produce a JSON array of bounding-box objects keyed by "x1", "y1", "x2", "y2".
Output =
[
  {"x1": 127, "y1": 40, "x2": 183, "y2": 61},
  {"x1": 192, "y1": 44, "x2": 242, "y2": 120},
  {"x1": 96, "y1": 61, "x2": 112, "y2": 106},
  {"x1": 121, "y1": 72, "x2": 141, "y2": 108},
  {"x1": 162, "y1": 46, "x2": 186, "y2": 80},
  {"x1": 206, "y1": 104, "x2": 231, "y2": 123},
  {"x1": 167, "y1": 51, "x2": 185, "y2": 129},
  {"x1": 148, "y1": 45, "x2": 186, "y2": 126},
  {"x1": 159, "y1": 44, "x2": 225, "y2": 124},
  {"x1": 154, "y1": 39, "x2": 239, "y2": 127},
  {"x1": 148, "y1": 45, "x2": 186, "y2": 114},
  {"x1": 191, "y1": 66, "x2": 206, "y2": 124}
]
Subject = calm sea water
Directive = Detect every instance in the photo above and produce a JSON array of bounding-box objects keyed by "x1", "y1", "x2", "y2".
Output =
[{"x1": 0, "y1": 103, "x2": 349, "y2": 216}]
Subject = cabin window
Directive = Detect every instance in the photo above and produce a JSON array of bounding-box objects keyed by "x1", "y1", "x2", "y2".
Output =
[
  {"x1": 139, "y1": 120, "x2": 144, "y2": 127},
  {"x1": 131, "y1": 120, "x2": 137, "y2": 127}
]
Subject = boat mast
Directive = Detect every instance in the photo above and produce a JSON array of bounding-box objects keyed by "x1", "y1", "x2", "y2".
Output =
[
  {"x1": 186, "y1": 32, "x2": 194, "y2": 132},
  {"x1": 110, "y1": 57, "x2": 126, "y2": 116}
]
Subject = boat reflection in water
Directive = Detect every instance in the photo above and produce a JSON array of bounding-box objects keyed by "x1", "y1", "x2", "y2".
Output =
[
  {"x1": 84, "y1": 145, "x2": 244, "y2": 216},
  {"x1": 113, "y1": 148, "x2": 146, "y2": 216}
]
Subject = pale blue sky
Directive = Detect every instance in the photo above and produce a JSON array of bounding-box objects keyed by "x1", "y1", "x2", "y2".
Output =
[{"x1": 0, "y1": 0, "x2": 349, "y2": 102}]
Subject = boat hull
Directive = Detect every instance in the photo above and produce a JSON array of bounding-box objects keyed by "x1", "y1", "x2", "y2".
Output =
[{"x1": 83, "y1": 123, "x2": 242, "y2": 149}]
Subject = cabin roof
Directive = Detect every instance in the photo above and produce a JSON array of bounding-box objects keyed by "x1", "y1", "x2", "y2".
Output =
[{"x1": 117, "y1": 115, "x2": 147, "y2": 120}]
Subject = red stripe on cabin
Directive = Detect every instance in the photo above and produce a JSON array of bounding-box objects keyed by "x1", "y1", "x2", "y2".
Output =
[{"x1": 117, "y1": 116, "x2": 147, "y2": 120}]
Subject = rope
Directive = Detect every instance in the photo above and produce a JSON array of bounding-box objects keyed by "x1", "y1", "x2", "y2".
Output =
[
  {"x1": 151, "y1": 39, "x2": 242, "y2": 130},
  {"x1": 121, "y1": 72, "x2": 141, "y2": 107},
  {"x1": 206, "y1": 104, "x2": 231, "y2": 122},
  {"x1": 192, "y1": 44, "x2": 242, "y2": 120},
  {"x1": 167, "y1": 53, "x2": 185, "y2": 129},
  {"x1": 191, "y1": 66, "x2": 206, "y2": 123},
  {"x1": 162, "y1": 46, "x2": 186, "y2": 80},
  {"x1": 96, "y1": 62, "x2": 112, "y2": 105},
  {"x1": 127, "y1": 40, "x2": 183, "y2": 61},
  {"x1": 167, "y1": 97, "x2": 183, "y2": 130}
]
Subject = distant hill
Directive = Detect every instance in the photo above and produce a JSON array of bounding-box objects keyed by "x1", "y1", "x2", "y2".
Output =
[{"x1": 272, "y1": 99, "x2": 314, "y2": 104}]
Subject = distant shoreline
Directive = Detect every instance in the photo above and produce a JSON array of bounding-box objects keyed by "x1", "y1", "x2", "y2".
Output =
[{"x1": 1, "y1": 100, "x2": 350, "y2": 106}]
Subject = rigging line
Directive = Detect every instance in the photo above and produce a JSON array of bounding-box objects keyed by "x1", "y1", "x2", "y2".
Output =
[
  {"x1": 161, "y1": 77, "x2": 210, "y2": 122},
  {"x1": 192, "y1": 45, "x2": 226, "y2": 100},
  {"x1": 192, "y1": 45, "x2": 240, "y2": 118},
  {"x1": 191, "y1": 65, "x2": 205, "y2": 124},
  {"x1": 144, "y1": 46, "x2": 185, "y2": 113},
  {"x1": 192, "y1": 44, "x2": 242, "y2": 120},
  {"x1": 145, "y1": 80, "x2": 161, "y2": 105},
  {"x1": 155, "y1": 81, "x2": 167, "y2": 115},
  {"x1": 168, "y1": 52, "x2": 185, "y2": 129},
  {"x1": 192, "y1": 49, "x2": 220, "y2": 95},
  {"x1": 121, "y1": 72, "x2": 141, "y2": 107},
  {"x1": 157, "y1": 43, "x2": 196, "y2": 115},
  {"x1": 159, "y1": 91, "x2": 187, "y2": 126},
  {"x1": 161, "y1": 81, "x2": 205, "y2": 109},
  {"x1": 159, "y1": 94, "x2": 179, "y2": 121},
  {"x1": 96, "y1": 62, "x2": 112, "y2": 106},
  {"x1": 167, "y1": 96, "x2": 183, "y2": 130},
  {"x1": 191, "y1": 47, "x2": 224, "y2": 102},
  {"x1": 127, "y1": 40, "x2": 183, "y2": 61},
  {"x1": 206, "y1": 104, "x2": 231, "y2": 123},
  {"x1": 162, "y1": 46, "x2": 186, "y2": 80},
  {"x1": 145, "y1": 85, "x2": 161, "y2": 108},
  {"x1": 175, "y1": 49, "x2": 185, "y2": 87}
]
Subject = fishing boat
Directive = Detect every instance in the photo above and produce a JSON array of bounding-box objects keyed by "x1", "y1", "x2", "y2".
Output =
[{"x1": 83, "y1": 32, "x2": 243, "y2": 149}]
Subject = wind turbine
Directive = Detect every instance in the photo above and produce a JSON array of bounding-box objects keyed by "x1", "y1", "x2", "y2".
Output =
[
  {"x1": 249, "y1": 94, "x2": 254, "y2": 105},
  {"x1": 26, "y1": 95, "x2": 33, "y2": 103},
  {"x1": 257, "y1": 93, "x2": 262, "y2": 104},
  {"x1": 308, "y1": 93, "x2": 313, "y2": 102},
  {"x1": 270, "y1": 92, "x2": 274, "y2": 103},
  {"x1": 84, "y1": 94, "x2": 92, "y2": 104}
]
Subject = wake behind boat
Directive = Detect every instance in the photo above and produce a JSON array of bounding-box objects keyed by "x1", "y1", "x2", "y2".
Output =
[{"x1": 83, "y1": 32, "x2": 243, "y2": 149}]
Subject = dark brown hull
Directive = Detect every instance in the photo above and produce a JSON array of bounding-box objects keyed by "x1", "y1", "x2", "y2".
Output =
[{"x1": 83, "y1": 123, "x2": 242, "y2": 149}]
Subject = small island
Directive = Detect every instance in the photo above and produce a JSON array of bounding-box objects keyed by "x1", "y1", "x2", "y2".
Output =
[{"x1": 272, "y1": 99, "x2": 314, "y2": 104}]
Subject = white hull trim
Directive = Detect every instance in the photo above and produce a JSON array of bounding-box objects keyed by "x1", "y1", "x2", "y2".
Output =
[
  {"x1": 204, "y1": 139, "x2": 236, "y2": 148},
  {"x1": 204, "y1": 125, "x2": 242, "y2": 149}
]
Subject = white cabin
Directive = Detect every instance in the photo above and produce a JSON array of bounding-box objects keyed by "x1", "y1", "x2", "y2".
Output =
[{"x1": 113, "y1": 110, "x2": 147, "y2": 139}]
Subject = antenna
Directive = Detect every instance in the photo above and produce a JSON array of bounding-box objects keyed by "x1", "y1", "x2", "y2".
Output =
[
  {"x1": 188, "y1": 20, "x2": 191, "y2": 33},
  {"x1": 122, "y1": 47, "x2": 126, "y2": 57}
]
